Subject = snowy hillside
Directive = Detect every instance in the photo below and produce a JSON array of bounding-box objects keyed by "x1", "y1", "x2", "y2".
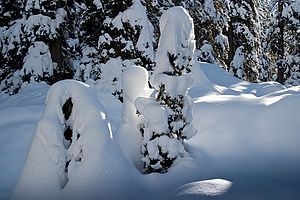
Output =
[{"x1": 0, "y1": 62, "x2": 300, "y2": 200}]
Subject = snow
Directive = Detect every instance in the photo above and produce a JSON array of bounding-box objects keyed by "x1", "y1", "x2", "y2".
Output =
[
  {"x1": 1, "y1": 62, "x2": 300, "y2": 199},
  {"x1": 199, "y1": 42, "x2": 218, "y2": 64},
  {"x1": 111, "y1": 0, "x2": 154, "y2": 61},
  {"x1": 10, "y1": 80, "x2": 135, "y2": 200},
  {"x1": 230, "y1": 46, "x2": 244, "y2": 79},
  {"x1": 20, "y1": 41, "x2": 53, "y2": 81},
  {"x1": 116, "y1": 66, "x2": 153, "y2": 169},
  {"x1": 152, "y1": 6, "x2": 195, "y2": 78},
  {"x1": 176, "y1": 179, "x2": 233, "y2": 198},
  {"x1": 122, "y1": 65, "x2": 152, "y2": 124},
  {"x1": 24, "y1": 14, "x2": 58, "y2": 40},
  {"x1": 93, "y1": 0, "x2": 103, "y2": 10}
]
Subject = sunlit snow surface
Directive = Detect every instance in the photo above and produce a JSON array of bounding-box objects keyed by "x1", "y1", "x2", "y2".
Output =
[
  {"x1": 0, "y1": 63, "x2": 300, "y2": 200},
  {"x1": 176, "y1": 179, "x2": 232, "y2": 197}
]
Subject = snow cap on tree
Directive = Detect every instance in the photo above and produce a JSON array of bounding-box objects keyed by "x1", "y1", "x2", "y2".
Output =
[
  {"x1": 21, "y1": 41, "x2": 53, "y2": 82},
  {"x1": 139, "y1": 6, "x2": 197, "y2": 173},
  {"x1": 230, "y1": 46, "x2": 244, "y2": 79},
  {"x1": 151, "y1": 6, "x2": 195, "y2": 80}
]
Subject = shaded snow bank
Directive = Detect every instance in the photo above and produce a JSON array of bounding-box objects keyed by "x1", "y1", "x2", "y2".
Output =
[
  {"x1": 11, "y1": 80, "x2": 135, "y2": 200},
  {"x1": 186, "y1": 62, "x2": 300, "y2": 199}
]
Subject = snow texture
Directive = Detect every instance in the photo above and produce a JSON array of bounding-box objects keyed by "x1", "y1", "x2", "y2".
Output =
[{"x1": 176, "y1": 179, "x2": 233, "y2": 197}]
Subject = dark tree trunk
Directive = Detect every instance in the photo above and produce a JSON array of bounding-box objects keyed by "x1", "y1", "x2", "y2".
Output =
[
  {"x1": 227, "y1": 20, "x2": 234, "y2": 70},
  {"x1": 276, "y1": 0, "x2": 285, "y2": 84},
  {"x1": 49, "y1": 32, "x2": 73, "y2": 83}
]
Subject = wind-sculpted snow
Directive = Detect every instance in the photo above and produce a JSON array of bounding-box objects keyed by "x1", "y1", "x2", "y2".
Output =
[{"x1": 11, "y1": 80, "x2": 134, "y2": 200}]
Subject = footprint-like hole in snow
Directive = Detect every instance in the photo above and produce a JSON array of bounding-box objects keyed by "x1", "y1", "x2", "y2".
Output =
[{"x1": 176, "y1": 179, "x2": 232, "y2": 198}]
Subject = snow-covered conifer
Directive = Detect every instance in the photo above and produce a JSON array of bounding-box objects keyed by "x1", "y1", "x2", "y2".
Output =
[
  {"x1": 0, "y1": 0, "x2": 68, "y2": 94},
  {"x1": 20, "y1": 41, "x2": 54, "y2": 85},
  {"x1": 266, "y1": 0, "x2": 300, "y2": 85},
  {"x1": 73, "y1": 0, "x2": 104, "y2": 90},
  {"x1": 256, "y1": 0, "x2": 272, "y2": 81},
  {"x1": 76, "y1": 0, "x2": 154, "y2": 102},
  {"x1": 12, "y1": 80, "x2": 133, "y2": 199},
  {"x1": 138, "y1": 7, "x2": 197, "y2": 173},
  {"x1": 122, "y1": 66, "x2": 151, "y2": 125},
  {"x1": 227, "y1": 0, "x2": 260, "y2": 82},
  {"x1": 99, "y1": 0, "x2": 154, "y2": 70},
  {"x1": 199, "y1": 41, "x2": 218, "y2": 64},
  {"x1": 0, "y1": 0, "x2": 24, "y2": 27},
  {"x1": 186, "y1": 0, "x2": 229, "y2": 67},
  {"x1": 229, "y1": 46, "x2": 245, "y2": 79}
]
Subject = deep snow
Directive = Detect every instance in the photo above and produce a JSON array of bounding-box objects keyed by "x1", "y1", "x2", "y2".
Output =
[{"x1": 0, "y1": 63, "x2": 300, "y2": 200}]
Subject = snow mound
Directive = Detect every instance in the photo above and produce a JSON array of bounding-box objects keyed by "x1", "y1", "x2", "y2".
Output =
[
  {"x1": 11, "y1": 80, "x2": 134, "y2": 200},
  {"x1": 117, "y1": 66, "x2": 152, "y2": 170},
  {"x1": 176, "y1": 179, "x2": 232, "y2": 198}
]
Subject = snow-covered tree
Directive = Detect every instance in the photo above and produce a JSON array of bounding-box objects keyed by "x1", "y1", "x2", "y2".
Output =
[
  {"x1": 19, "y1": 41, "x2": 54, "y2": 86},
  {"x1": 138, "y1": 7, "x2": 197, "y2": 173},
  {"x1": 25, "y1": 0, "x2": 57, "y2": 18},
  {"x1": 76, "y1": 0, "x2": 154, "y2": 102},
  {"x1": 99, "y1": 0, "x2": 154, "y2": 70},
  {"x1": 266, "y1": 0, "x2": 300, "y2": 85},
  {"x1": 0, "y1": 0, "x2": 24, "y2": 27},
  {"x1": 257, "y1": 0, "x2": 272, "y2": 81},
  {"x1": 12, "y1": 80, "x2": 134, "y2": 199},
  {"x1": 227, "y1": 0, "x2": 260, "y2": 82},
  {"x1": 185, "y1": 0, "x2": 229, "y2": 67},
  {"x1": 142, "y1": 0, "x2": 180, "y2": 43},
  {"x1": 0, "y1": 0, "x2": 68, "y2": 94},
  {"x1": 72, "y1": 0, "x2": 104, "y2": 87},
  {"x1": 229, "y1": 46, "x2": 245, "y2": 79},
  {"x1": 198, "y1": 41, "x2": 218, "y2": 64}
]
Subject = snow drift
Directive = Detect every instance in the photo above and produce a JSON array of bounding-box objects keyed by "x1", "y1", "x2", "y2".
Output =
[{"x1": 11, "y1": 80, "x2": 134, "y2": 200}]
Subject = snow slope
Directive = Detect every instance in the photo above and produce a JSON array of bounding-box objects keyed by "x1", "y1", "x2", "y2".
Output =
[{"x1": 0, "y1": 63, "x2": 300, "y2": 200}]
